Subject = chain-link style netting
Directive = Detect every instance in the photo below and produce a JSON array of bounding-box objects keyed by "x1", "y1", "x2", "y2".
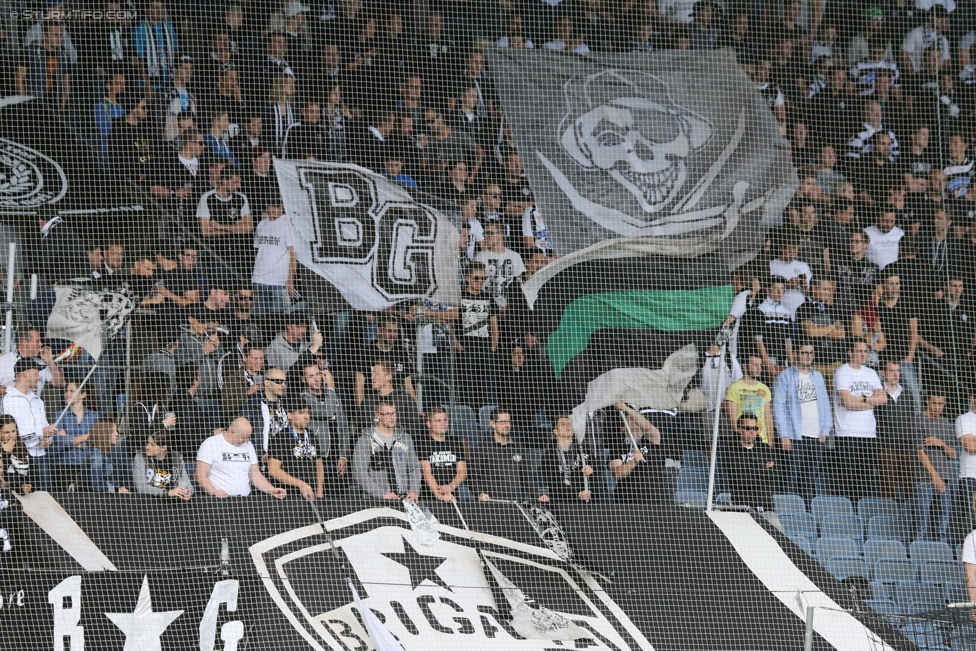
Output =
[{"x1": 2, "y1": 0, "x2": 976, "y2": 649}]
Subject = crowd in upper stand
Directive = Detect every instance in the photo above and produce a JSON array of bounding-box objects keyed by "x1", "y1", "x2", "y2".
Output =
[{"x1": 6, "y1": 0, "x2": 976, "y2": 540}]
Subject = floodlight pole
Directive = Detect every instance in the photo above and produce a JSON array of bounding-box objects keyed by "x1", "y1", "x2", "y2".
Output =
[
  {"x1": 705, "y1": 343, "x2": 727, "y2": 512},
  {"x1": 3, "y1": 242, "x2": 15, "y2": 354}
]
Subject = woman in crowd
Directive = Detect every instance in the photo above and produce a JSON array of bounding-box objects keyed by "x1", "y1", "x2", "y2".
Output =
[
  {"x1": 132, "y1": 430, "x2": 192, "y2": 500},
  {"x1": 0, "y1": 416, "x2": 37, "y2": 494},
  {"x1": 49, "y1": 382, "x2": 99, "y2": 489},
  {"x1": 85, "y1": 418, "x2": 130, "y2": 494}
]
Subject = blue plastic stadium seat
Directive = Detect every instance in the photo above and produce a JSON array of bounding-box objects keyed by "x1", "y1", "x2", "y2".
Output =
[
  {"x1": 532, "y1": 411, "x2": 553, "y2": 430},
  {"x1": 677, "y1": 468, "x2": 708, "y2": 493},
  {"x1": 816, "y1": 537, "x2": 861, "y2": 563},
  {"x1": 781, "y1": 512, "x2": 817, "y2": 540},
  {"x1": 789, "y1": 535, "x2": 815, "y2": 556},
  {"x1": 945, "y1": 582, "x2": 969, "y2": 604},
  {"x1": 867, "y1": 515, "x2": 912, "y2": 543},
  {"x1": 895, "y1": 582, "x2": 945, "y2": 610},
  {"x1": 910, "y1": 540, "x2": 955, "y2": 569},
  {"x1": 873, "y1": 559, "x2": 917, "y2": 585},
  {"x1": 864, "y1": 599, "x2": 901, "y2": 616},
  {"x1": 908, "y1": 601, "x2": 947, "y2": 615},
  {"x1": 921, "y1": 561, "x2": 963, "y2": 587},
  {"x1": 900, "y1": 621, "x2": 946, "y2": 648},
  {"x1": 674, "y1": 490, "x2": 707, "y2": 508},
  {"x1": 820, "y1": 514, "x2": 864, "y2": 541},
  {"x1": 774, "y1": 494, "x2": 805, "y2": 514},
  {"x1": 870, "y1": 581, "x2": 894, "y2": 601},
  {"x1": 858, "y1": 497, "x2": 901, "y2": 524},
  {"x1": 864, "y1": 540, "x2": 907, "y2": 579},
  {"x1": 446, "y1": 405, "x2": 481, "y2": 449},
  {"x1": 950, "y1": 625, "x2": 976, "y2": 651},
  {"x1": 811, "y1": 495, "x2": 854, "y2": 527},
  {"x1": 825, "y1": 557, "x2": 868, "y2": 581},
  {"x1": 682, "y1": 450, "x2": 708, "y2": 468},
  {"x1": 478, "y1": 404, "x2": 497, "y2": 433}
]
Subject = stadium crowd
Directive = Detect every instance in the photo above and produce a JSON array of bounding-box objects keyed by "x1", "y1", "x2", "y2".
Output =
[{"x1": 3, "y1": 0, "x2": 976, "y2": 551}]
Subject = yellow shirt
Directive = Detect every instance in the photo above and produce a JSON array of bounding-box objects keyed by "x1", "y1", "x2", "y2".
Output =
[{"x1": 724, "y1": 380, "x2": 772, "y2": 445}]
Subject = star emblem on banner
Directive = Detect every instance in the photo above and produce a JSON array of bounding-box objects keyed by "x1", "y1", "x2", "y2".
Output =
[
  {"x1": 382, "y1": 535, "x2": 452, "y2": 592},
  {"x1": 105, "y1": 575, "x2": 183, "y2": 651}
]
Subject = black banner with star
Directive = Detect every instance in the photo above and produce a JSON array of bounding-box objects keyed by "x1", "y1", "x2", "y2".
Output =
[{"x1": 0, "y1": 494, "x2": 903, "y2": 651}]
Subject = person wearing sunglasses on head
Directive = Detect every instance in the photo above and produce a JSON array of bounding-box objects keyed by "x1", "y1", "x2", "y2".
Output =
[
  {"x1": 726, "y1": 414, "x2": 776, "y2": 511},
  {"x1": 239, "y1": 367, "x2": 289, "y2": 471}
]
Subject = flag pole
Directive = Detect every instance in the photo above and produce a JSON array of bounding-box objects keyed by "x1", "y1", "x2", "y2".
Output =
[
  {"x1": 618, "y1": 409, "x2": 639, "y2": 449},
  {"x1": 706, "y1": 343, "x2": 728, "y2": 512},
  {"x1": 3, "y1": 242, "x2": 15, "y2": 354},
  {"x1": 52, "y1": 364, "x2": 97, "y2": 429}
]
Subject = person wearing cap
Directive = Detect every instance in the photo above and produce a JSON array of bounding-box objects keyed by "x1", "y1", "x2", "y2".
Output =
[
  {"x1": 0, "y1": 328, "x2": 66, "y2": 396},
  {"x1": 902, "y1": 6, "x2": 951, "y2": 74},
  {"x1": 265, "y1": 315, "x2": 323, "y2": 372},
  {"x1": 848, "y1": 7, "x2": 893, "y2": 65},
  {"x1": 2, "y1": 358, "x2": 61, "y2": 490}
]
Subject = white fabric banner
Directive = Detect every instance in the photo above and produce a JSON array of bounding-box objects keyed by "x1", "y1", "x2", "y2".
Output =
[
  {"x1": 275, "y1": 160, "x2": 461, "y2": 310},
  {"x1": 46, "y1": 284, "x2": 135, "y2": 360}
]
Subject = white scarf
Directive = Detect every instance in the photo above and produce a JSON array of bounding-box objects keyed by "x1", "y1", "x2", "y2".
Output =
[{"x1": 141, "y1": 20, "x2": 177, "y2": 77}]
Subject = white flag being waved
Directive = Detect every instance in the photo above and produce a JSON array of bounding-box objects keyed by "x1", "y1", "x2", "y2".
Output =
[
  {"x1": 274, "y1": 160, "x2": 462, "y2": 311},
  {"x1": 46, "y1": 284, "x2": 135, "y2": 360},
  {"x1": 348, "y1": 579, "x2": 406, "y2": 651}
]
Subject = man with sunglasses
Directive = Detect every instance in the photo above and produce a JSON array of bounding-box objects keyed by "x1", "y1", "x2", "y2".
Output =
[
  {"x1": 773, "y1": 337, "x2": 833, "y2": 506},
  {"x1": 239, "y1": 367, "x2": 289, "y2": 469},
  {"x1": 726, "y1": 414, "x2": 776, "y2": 510}
]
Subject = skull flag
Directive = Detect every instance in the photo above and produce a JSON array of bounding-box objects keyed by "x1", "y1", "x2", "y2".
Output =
[{"x1": 486, "y1": 49, "x2": 795, "y2": 266}]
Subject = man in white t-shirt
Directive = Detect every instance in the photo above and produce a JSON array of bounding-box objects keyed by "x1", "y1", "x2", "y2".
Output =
[
  {"x1": 251, "y1": 199, "x2": 296, "y2": 316},
  {"x1": 864, "y1": 208, "x2": 905, "y2": 269},
  {"x1": 832, "y1": 341, "x2": 887, "y2": 504},
  {"x1": 474, "y1": 221, "x2": 526, "y2": 309},
  {"x1": 195, "y1": 417, "x2": 286, "y2": 498},
  {"x1": 956, "y1": 392, "x2": 976, "y2": 541}
]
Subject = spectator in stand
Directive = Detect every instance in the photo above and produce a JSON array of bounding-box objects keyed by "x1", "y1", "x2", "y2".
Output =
[
  {"x1": 832, "y1": 341, "x2": 887, "y2": 504},
  {"x1": 853, "y1": 133, "x2": 898, "y2": 205},
  {"x1": 239, "y1": 367, "x2": 290, "y2": 463},
  {"x1": 901, "y1": 124, "x2": 937, "y2": 192},
  {"x1": 0, "y1": 416, "x2": 37, "y2": 495},
  {"x1": 423, "y1": 108, "x2": 484, "y2": 186},
  {"x1": 264, "y1": 74, "x2": 299, "y2": 158},
  {"x1": 131, "y1": 0, "x2": 179, "y2": 92},
  {"x1": 168, "y1": 364, "x2": 210, "y2": 460},
  {"x1": 109, "y1": 97, "x2": 155, "y2": 184},
  {"x1": 541, "y1": 415, "x2": 594, "y2": 503},
  {"x1": 768, "y1": 237, "x2": 812, "y2": 314},
  {"x1": 2, "y1": 359, "x2": 58, "y2": 489},
  {"x1": 0, "y1": 328, "x2": 67, "y2": 396},
  {"x1": 15, "y1": 22, "x2": 71, "y2": 113},
  {"x1": 417, "y1": 406, "x2": 469, "y2": 502},
  {"x1": 266, "y1": 315, "x2": 323, "y2": 372},
  {"x1": 471, "y1": 408, "x2": 535, "y2": 502},
  {"x1": 160, "y1": 56, "x2": 197, "y2": 144},
  {"x1": 84, "y1": 418, "x2": 129, "y2": 493},
  {"x1": 747, "y1": 275, "x2": 793, "y2": 378},
  {"x1": 381, "y1": 147, "x2": 418, "y2": 189},
  {"x1": 268, "y1": 400, "x2": 324, "y2": 500},
  {"x1": 544, "y1": 16, "x2": 591, "y2": 53},
  {"x1": 750, "y1": 56, "x2": 786, "y2": 122},
  {"x1": 901, "y1": 6, "x2": 951, "y2": 75},
  {"x1": 197, "y1": 166, "x2": 254, "y2": 280},
  {"x1": 943, "y1": 133, "x2": 975, "y2": 212},
  {"x1": 354, "y1": 316, "x2": 416, "y2": 406},
  {"x1": 352, "y1": 399, "x2": 421, "y2": 503},
  {"x1": 608, "y1": 402, "x2": 663, "y2": 503},
  {"x1": 94, "y1": 71, "x2": 127, "y2": 157},
  {"x1": 358, "y1": 360, "x2": 423, "y2": 437},
  {"x1": 865, "y1": 208, "x2": 905, "y2": 269},
  {"x1": 454, "y1": 262, "x2": 498, "y2": 409},
  {"x1": 150, "y1": 128, "x2": 212, "y2": 228},
  {"x1": 917, "y1": 208, "x2": 963, "y2": 277},
  {"x1": 132, "y1": 431, "x2": 193, "y2": 500},
  {"x1": 49, "y1": 382, "x2": 99, "y2": 490},
  {"x1": 252, "y1": 196, "x2": 298, "y2": 316},
  {"x1": 921, "y1": 277, "x2": 974, "y2": 393},
  {"x1": 834, "y1": 229, "x2": 881, "y2": 317},
  {"x1": 203, "y1": 110, "x2": 240, "y2": 169},
  {"x1": 877, "y1": 272, "x2": 921, "y2": 413},
  {"x1": 814, "y1": 144, "x2": 846, "y2": 197},
  {"x1": 846, "y1": 100, "x2": 900, "y2": 162},
  {"x1": 296, "y1": 359, "x2": 348, "y2": 487},
  {"x1": 195, "y1": 417, "x2": 286, "y2": 499},
  {"x1": 875, "y1": 360, "x2": 916, "y2": 500},
  {"x1": 475, "y1": 222, "x2": 527, "y2": 310},
  {"x1": 284, "y1": 99, "x2": 327, "y2": 160},
  {"x1": 915, "y1": 391, "x2": 956, "y2": 541},
  {"x1": 726, "y1": 413, "x2": 776, "y2": 510},
  {"x1": 797, "y1": 277, "x2": 847, "y2": 388},
  {"x1": 724, "y1": 349, "x2": 775, "y2": 448},
  {"x1": 221, "y1": 344, "x2": 264, "y2": 421},
  {"x1": 773, "y1": 338, "x2": 832, "y2": 505}
]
